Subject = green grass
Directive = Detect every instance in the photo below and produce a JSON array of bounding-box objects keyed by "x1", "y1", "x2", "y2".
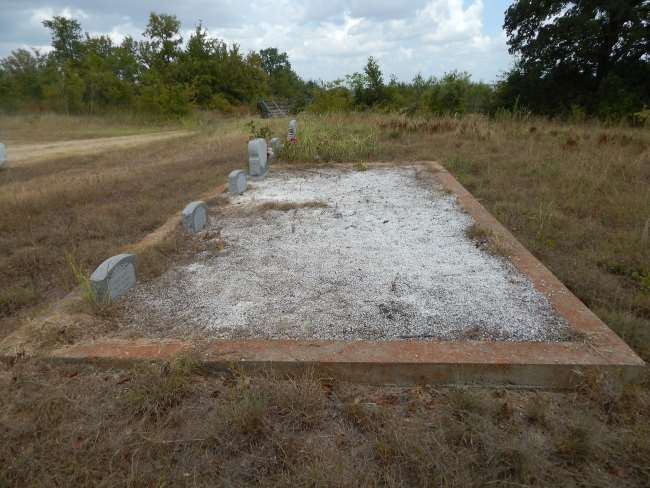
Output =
[{"x1": 278, "y1": 114, "x2": 378, "y2": 162}]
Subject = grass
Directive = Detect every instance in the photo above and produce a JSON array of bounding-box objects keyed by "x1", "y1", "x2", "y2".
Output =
[
  {"x1": 465, "y1": 223, "x2": 512, "y2": 257},
  {"x1": 0, "y1": 111, "x2": 649, "y2": 486},
  {"x1": 254, "y1": 200, "x2": 329, "y2": 213},
  {"x1": 0, "y1": 112, "x2": 184, "y2": 144},
  {"x1": 0, "y1": 117, "x2": 248, "y2": 337},
  {"x1": 1, "y1": 358, "x2": 648, "y2": 487}
]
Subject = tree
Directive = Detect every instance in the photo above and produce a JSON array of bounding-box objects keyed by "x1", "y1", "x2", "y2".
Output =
[
  {"x1": 258, "y1": 47, "x2": 303, "y2": 100},
  {"x1": 42, "y1": 16, "x2": 84, "y2": 63},
  {"x1": 259, "y1": 48, "x2": 291, "y2": 76},
  {"x1": 363, "y1": 56, "x2": 385, "y2": 106},
  {"x1": 503, "y1": 0, "x2": 650, "y2": 116},
  {"x1": 140, "y1": 13, "x2": 182, "y2": 70}
]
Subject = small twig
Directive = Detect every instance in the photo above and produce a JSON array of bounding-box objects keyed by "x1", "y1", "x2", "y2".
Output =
[{"x1": 140, "y1": 434, "x2": 208, "y2": 444}]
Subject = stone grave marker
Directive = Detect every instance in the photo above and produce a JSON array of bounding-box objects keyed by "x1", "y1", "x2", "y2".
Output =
[
  {"x1": 0, "y1": 143, "x2": 6, "y2": 169},
  {"x1": 182, "y1": 201, "x2": 208, "y2": 233},
  {"x1": 229, "y1": 169, "x2": 247, "y2": 194},
  {"x1": 269, "y1": 137, "x2": 281, "y2": 162},
  {"x1": 248, "y1": 138, "x2": 268, "y2": 177},
  {"x1": 270, "y1": 137, "x2": 281, "y2": 151},
  {"x1": 287, "y1": 119, "x2": 297, "y2": 142},
  {"x1": 90, "y1": 253, "x2": 137, "y2": 302}
]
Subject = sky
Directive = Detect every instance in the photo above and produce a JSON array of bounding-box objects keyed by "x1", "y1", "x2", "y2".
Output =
[{"x1": 0, "y1": 0, "x2": 515, "y2": 83}]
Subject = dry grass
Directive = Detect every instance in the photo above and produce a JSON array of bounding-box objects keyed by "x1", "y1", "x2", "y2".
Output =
[
  {"x1": 1, "y1": 112, "x2": 649, "y2": 486},
  {"x1": 0, "y1": 121, "x2": 248, "y2": 336},
  {"x1": 254, "y1": 200, "x2": 329, "y2": 213},
  {"x1": 1, "y1": 358, "x2": 648, "y2": 487},
  {"x1": 465, "y1": 223, "x2": 512, "y2": 257},
  {"x1": 0, "y1": 112, "x2": 182, "y2": 144}
]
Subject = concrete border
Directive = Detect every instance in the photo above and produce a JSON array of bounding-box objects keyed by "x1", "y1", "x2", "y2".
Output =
[{"x1": 46, "y1": 162, "x2": 646, "y2": 387}]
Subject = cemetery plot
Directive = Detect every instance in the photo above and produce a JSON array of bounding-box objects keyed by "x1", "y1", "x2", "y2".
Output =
[
  {"x1": 119, "y1": 166, "x2": 569, "y2": 341},
  {"x1": 49, "y1": 163, "x2": 644, "y2": 387}
]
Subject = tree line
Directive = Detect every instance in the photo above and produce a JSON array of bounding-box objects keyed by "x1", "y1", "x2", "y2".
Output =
[
  {"x1": 0, "y1": 13, "x2": 307, "y2": 117},
  {"x1": 0, "y1": 1, "x2": 647, "y2": 121}
]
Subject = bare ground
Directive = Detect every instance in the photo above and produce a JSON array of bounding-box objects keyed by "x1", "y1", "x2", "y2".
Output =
[{"x1": 4, "y1": 130, "x2": 193, "y2": 165}]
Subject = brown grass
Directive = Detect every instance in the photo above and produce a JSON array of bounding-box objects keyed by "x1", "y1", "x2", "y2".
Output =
[
  {"x1": 255, "y1": 200, "x2": 329, "y2": 213},
  {"x1": 0, "y1": 112, "x2": 182, "y2": 144},
  {"x1": 1, "y1": 113, "x2": 649, "y2": 486},
  {"x1": 1, "y1": 358, "x2": 648, "y2": 487},
  {"x1": 0, "y1": 124, "x2": 247, "y2": 336}
]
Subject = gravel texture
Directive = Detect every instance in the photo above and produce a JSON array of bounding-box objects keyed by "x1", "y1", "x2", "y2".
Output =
[{"x1": 120, "y1": 166, "x2": 569, "y2": 341}]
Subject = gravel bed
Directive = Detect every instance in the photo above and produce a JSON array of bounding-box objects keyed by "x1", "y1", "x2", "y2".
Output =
[{"x1": 120, "y1": 166, "x2": 569, "y2": 341}]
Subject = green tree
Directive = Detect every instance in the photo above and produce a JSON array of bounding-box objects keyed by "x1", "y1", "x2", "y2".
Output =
[
  {"x1": 363, "y1": 56, "x2": 385, "y2": 105},
  {"x1": 258, "y1": 47, "x2": 303, "y2": 100},
  {"x1": 42, "y1": 16, "x2": 84, "y2": 63},
  {"x1": 0, "y1": 49, "x2": 47, "y2": 108},
  {"x1": 140, "y1": 13, "x2": 182, "y2": 70},
  {"x1": 502, "y1": 0, "x2": 650, "y2": 117}
]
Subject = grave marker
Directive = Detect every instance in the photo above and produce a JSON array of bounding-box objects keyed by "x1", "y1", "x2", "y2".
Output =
[
  {"x1": 90, "y1": 253, "x2": 137, "y2": 302},
  {"x1": 248, "y1": 138, "x2": 268, "y2": 177},
  {"x1": 182, "y1": 201, "x2": 208, "y2": 233},
  {"x1": 228, "y1": 169, "x2": 247, "y2": 195},
  {"x1": 269, "y1": 137, "x2": 281, "y2": 162},
  {"x1": 287, "y1": 119, "x2": 297, "y2": 143},
  {"x1": 270, "y1": 137, "x2": 281, "y2": 151}
]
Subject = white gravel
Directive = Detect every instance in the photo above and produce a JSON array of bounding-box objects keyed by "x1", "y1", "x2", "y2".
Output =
[{"x1": 121, "y1": 166, "x2": 569, "y2": 341}]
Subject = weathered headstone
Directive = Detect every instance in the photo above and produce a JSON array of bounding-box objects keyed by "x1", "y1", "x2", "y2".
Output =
[
  {"x1": 248, "y1": 138, "x2": 268, "y2": 177},
  {"x1": 228, "y1": 169, "x2": 247, "y2": 195},
  {"x1": 287, "y1": 119, "x2": 297, "y2": 143},
  {"x1": 269, "y1": 137, "x2": 281, "y2": 162},
  {"x1": 0, "y1": 143, "x2": 6, "y2": 169},
  {"x1": 181, "y1": 201, "x2": 208, "y2": 233},
  {"x1": 90, "y1": 253, "x2": 137, "y2": 302},
  {"x1": 270, "y1": 137, "x2": 281, "y2": 152}
]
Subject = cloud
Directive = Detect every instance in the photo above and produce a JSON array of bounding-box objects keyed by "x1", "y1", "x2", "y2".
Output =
[
  {"x1": 0, "y1": 0, "x2": 513, "y2": 82},
  {"x1": 29, "y1": 6, "x2": 89, "y2": 26}
]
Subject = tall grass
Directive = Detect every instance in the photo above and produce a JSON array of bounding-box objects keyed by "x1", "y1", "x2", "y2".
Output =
[{"x1": 278, "y1": 114, "x2": 378, "y2": 162}]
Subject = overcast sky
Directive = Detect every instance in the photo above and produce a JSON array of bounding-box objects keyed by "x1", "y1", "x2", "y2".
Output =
[{"x1": 0, "y1": 0, "x2": 515, "y2": 83}]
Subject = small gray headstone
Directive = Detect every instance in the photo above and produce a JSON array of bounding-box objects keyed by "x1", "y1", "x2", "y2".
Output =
[
  {"x1": 0, "y1": 143, "x2": 6, "y2": 169},
  {"x1": 287, "y1": 120, "x2": 297, "y2": 142},
  {"x1": 269, "y1": 137, "x2": 281, "y2": 163},
  {"x1": 248, "y1": 138, "x2": 268, "y2": 177},
  {"x1": 181, "y1": 201, "x2": 208, "y2": 233},
  {"x1": 228, "y1": 169, "x2": 247, "y2": 195},
  {"x1": 90, "y1": 253, "x2": 137, "y2": 302}
]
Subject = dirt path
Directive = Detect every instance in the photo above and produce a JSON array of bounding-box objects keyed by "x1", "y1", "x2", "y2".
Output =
[{"x1": 5, "y1": 130, "x2": 193, "y2": 165}]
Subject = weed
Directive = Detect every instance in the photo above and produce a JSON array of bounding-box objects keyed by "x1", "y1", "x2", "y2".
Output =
[
  {"x1": 464, "y1": 224, "x2": 511, "y2": 257},
  {"x1": 465, "y1": 223, "x2": 489, "y2": 241},
  {"x1": 523, "y1": 396, "x2": 549, "y2": 426},
  {"x1": 343, "y1": 401, "x2": 385, "y2": 432},
  {"x1": 254, "y1": 200, "x2": 328, "y2": 214},
  {"x1": 122, "y1": 353, "x2": 199, "y2": 421},
  {"x1": 553, "y1": 420, "x2": 593, "y2": 464},
  {"x1": 0, "y1": 279, "x2": 38, "y2": 316},
  {"x1": 279, "y1": 114, "x2": 378, "y2": 162},
  {"x1": 245, "y1": 120, "x2": 272, "y2": 140},
  {"x1": 354, "y1": 160, "x2": 368, "y2": 171},
  {"x1": 218, "y1": 385, "x2": 269, "y2": 437},
  {"x1": 66, "y1": 253, "x2": 111, "y2": 313}
]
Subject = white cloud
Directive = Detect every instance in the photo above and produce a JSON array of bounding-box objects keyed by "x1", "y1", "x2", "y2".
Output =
[
  {"x1": 2, "y1": 0, "x2": 513, "y2": 82},
  {"x1": 30, "y1": 6, "x2": 89, "y2": 26}
]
